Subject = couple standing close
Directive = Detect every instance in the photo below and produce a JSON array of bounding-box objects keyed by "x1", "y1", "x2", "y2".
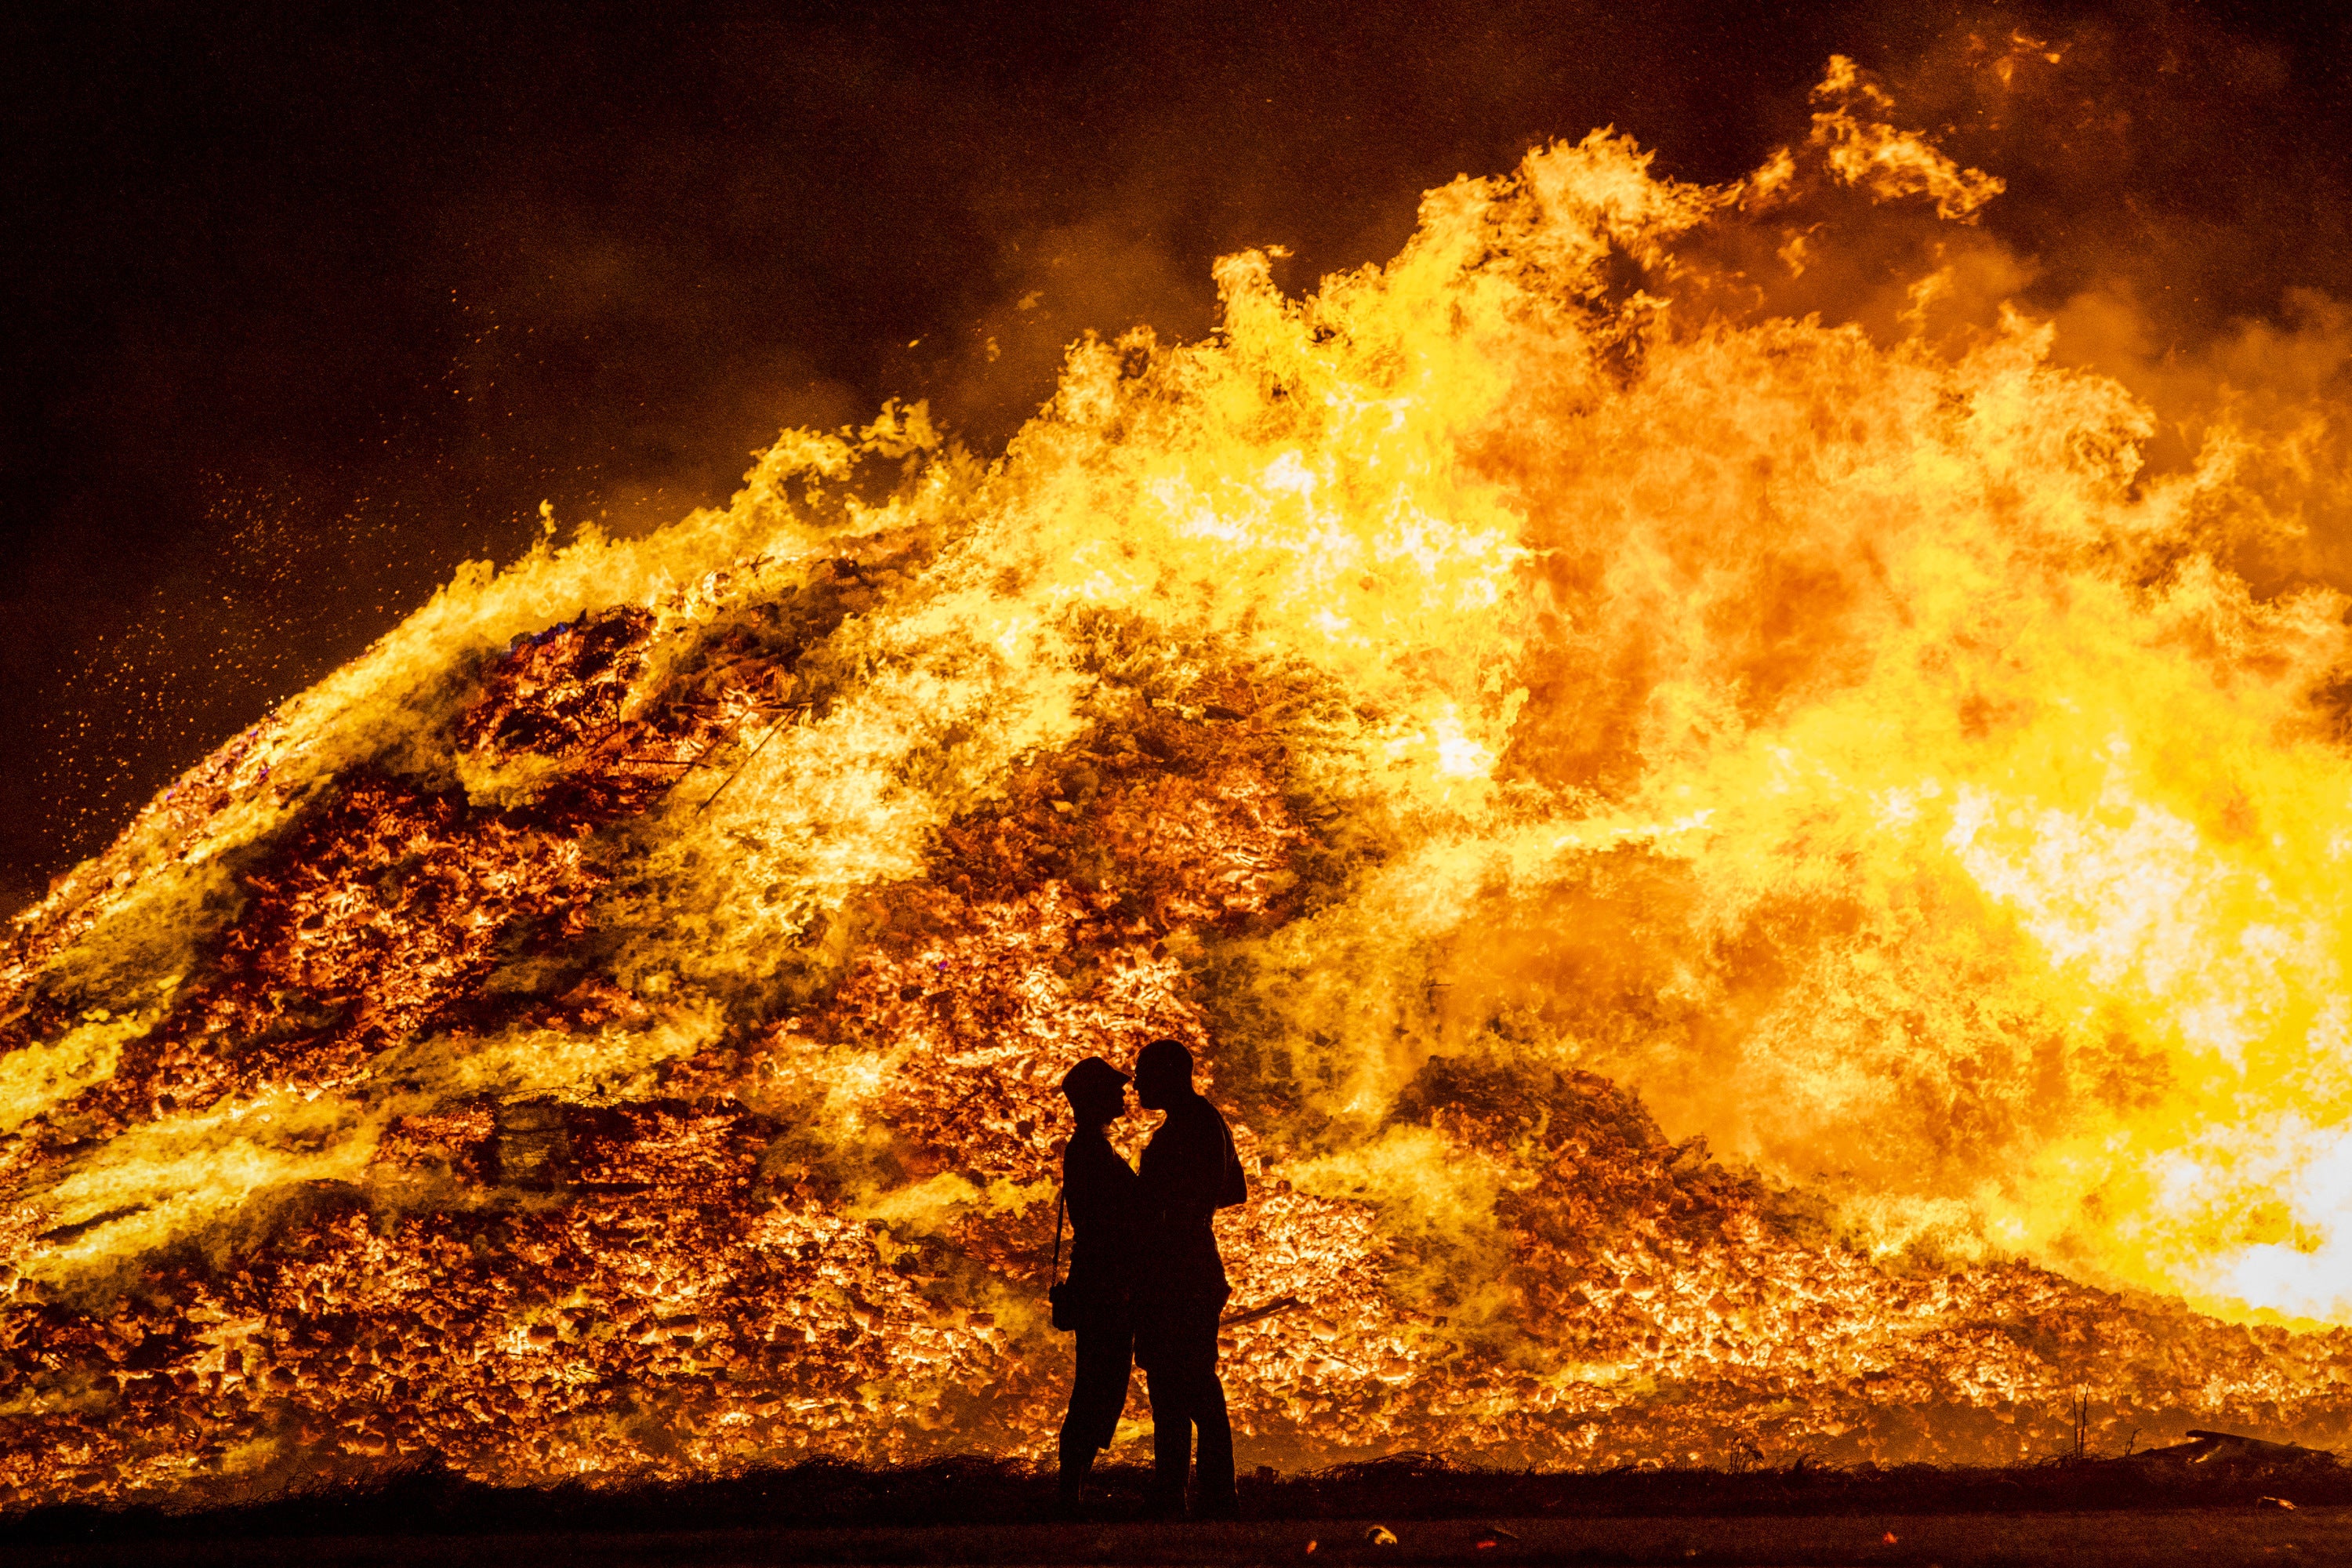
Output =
[{"x1": 1054, "y1": 1038, "x2": 1247, "y2": 1519}]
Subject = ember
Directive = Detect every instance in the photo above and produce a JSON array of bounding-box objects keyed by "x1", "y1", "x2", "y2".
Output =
[{"x1": 4, "y1": 59, "x2": 2351, "y2": 1512}]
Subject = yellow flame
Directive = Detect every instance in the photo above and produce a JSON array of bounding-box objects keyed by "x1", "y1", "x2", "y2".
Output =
[{"x1": 7, "y1": 56, "x2": 2352, "y2": 1502}]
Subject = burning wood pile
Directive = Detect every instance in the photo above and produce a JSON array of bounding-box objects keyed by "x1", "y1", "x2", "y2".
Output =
[{"x1": 4, "y1": 60, "x2": 2350, "y2": 1510}]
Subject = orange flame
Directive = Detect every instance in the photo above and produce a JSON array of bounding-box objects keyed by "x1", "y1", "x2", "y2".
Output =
[{"x1": 2, "y1": 58, "x2": 2350, "y2": 1507}]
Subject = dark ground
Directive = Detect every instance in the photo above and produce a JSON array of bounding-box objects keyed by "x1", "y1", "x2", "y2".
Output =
[
  {"x1": 7, "y1": 1511, "x2": 2352, "y2": 1568},
  {"x1": 5, "y1": 1439, "x2": 2347, "y2": 1565}
]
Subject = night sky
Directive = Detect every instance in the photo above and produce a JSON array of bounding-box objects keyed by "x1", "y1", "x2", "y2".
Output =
[{"x1": 5, "y1": 0, "x2": 2348, "y2": 914}]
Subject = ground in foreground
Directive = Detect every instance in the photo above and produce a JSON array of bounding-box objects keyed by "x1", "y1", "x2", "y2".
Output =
[
  {"x1": 7, "y1": 1443, "x2": 2347, "y2": 1566},
  {"x1": 5, "y1": 1512, "x2": 2349, "y2": 1568}
]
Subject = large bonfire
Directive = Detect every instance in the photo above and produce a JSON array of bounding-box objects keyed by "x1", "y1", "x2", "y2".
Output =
[{"x1": 4, "y1": 60, "x2": 2351, "y2": 1509}]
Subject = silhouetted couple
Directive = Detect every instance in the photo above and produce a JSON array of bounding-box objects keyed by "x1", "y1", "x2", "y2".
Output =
[{"x1": 1054, "y1": 1038, "x2": 1247, "y2": 1520}]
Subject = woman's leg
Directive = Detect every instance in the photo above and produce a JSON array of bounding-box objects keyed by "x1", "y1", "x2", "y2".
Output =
[{"x1": 1059, "y1": 1323, "x2": 1132, "y2": 1504}]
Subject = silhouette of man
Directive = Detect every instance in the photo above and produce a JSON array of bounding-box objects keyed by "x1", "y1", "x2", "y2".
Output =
[
  {"x1": 1054, "y1": 1055, "x2": 1138, "y2": 1512},
  {"x1": 1131, "y1": 1036, "x2": 1247, "y2": 1519}
]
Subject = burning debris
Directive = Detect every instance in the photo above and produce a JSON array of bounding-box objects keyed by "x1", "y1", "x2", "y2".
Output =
[{"x1": 5, "y1": 60, "x2": 2352, "y2": 1511}]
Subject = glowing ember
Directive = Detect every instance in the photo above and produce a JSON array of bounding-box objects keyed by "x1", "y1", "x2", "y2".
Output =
[{"x1": 4, "y1": 59, "x2": 2352, "y2": 1510}]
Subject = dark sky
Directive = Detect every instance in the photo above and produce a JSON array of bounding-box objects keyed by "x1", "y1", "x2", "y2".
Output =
[{"x1": 5, "y1": 0, "x2": 2349, "y2": 913}]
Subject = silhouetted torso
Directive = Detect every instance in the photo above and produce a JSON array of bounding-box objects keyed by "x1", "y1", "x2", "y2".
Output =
[
  {"x1": 1137, "y1": 1091, "x2": 1240, "y2": 1300},
  {"x1": 1062, "y1": 1127, "x2": 1138, "y2": 1310}
]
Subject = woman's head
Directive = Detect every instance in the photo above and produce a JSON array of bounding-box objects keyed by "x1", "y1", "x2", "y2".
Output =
[{"x1": 1060, "y1": 1055, "x2": 1130, "y2": 1128}]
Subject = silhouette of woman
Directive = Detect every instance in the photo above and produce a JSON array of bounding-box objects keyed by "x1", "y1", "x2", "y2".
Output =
[{"x1": 1054, "y1": 1055, "x2": 1138, "y2": 1512}]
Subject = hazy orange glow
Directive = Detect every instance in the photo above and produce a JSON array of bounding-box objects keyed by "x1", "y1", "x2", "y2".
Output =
[{"x1": 3, "y1": 60, "x2": 2351, "y2": 1508}]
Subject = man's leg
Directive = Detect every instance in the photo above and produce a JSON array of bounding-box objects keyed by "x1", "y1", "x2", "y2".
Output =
[
  {"x1": 1145, "y1": 1301, "x2": 1237, "y2": 1517},
  {"x1": 1145, "y1": 1360, "x2": 1193, "y2": 1514},
  {"x1": 1178, "y1": 1294, "x2": 1234, "y2": 1516},
  {"x1": 1056, "y1": 1428, "x2": 1095, "y2": 1506},
  {"x1": 1191, "y1": 1367, "x2": 1236, "y2": 1515}
]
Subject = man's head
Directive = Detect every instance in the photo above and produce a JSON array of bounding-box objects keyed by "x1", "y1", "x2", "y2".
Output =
[
  {"x1": 1060, "y1": 1055, "x2": 1129, "y2": 1127},
  {"x1": 1133, "y1": 1037, "x2": 1192, "y2": 1110}
]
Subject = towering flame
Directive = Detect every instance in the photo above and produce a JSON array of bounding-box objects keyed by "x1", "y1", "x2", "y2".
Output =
[{"x1": 5, "y1": 60, "x2": 2351, "y2": 1508}]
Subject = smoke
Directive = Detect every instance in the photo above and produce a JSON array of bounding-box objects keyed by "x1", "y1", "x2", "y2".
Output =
[{"x1": 13, "y1": 2, "x2": 2349, "y2": 919}]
